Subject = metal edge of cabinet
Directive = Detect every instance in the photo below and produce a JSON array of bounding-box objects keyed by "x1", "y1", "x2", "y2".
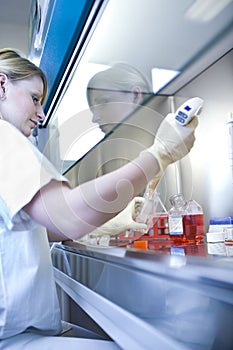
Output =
[{"x1": 29, "y1": 0, "x2": 108, "y2": 125}]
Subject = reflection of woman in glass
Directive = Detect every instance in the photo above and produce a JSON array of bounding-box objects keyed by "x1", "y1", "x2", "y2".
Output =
[{"x1": 86, "y1": 63, "x2": 151, "y2": 134}]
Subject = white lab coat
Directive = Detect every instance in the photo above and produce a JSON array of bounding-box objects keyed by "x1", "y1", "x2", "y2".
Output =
[
  {"x1": 0, "y1": 121, "x2": 120, "y2": 349},
  {"x1": 0, "y1": 120, "x2": 68, "y2": 339}
]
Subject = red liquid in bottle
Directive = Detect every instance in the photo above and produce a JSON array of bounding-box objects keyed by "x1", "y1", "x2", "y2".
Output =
[
  {"x1": 169, "y1": 194, "x2": 205, "y2": 245},
  {"x1": 183, "y1": 213, "x2": 205, "y2": 243}
]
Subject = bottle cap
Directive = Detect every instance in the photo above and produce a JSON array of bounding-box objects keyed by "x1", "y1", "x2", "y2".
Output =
[
  {"x1": 169, "y1": 193, "x2": 186, "y2": 208},
  {"x1": 133, "y1": 240, "x2": 148, "y2": 250}
]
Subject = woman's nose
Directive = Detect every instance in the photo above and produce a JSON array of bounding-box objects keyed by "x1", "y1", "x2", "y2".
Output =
[{"x1": 36, "y1": 104, "x2": 46, "y2": 122}]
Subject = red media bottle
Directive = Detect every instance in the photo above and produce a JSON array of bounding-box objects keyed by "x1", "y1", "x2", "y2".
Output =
[{"x1": 168, "y1": 194, "x2": 205, "y2": 244}]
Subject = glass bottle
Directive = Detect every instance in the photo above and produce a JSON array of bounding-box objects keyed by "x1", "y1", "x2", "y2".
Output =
[
  {"x1": 168, "y1": 194, "x2": 205, "y2": 244},
  {"x1": 168, "y1": 193, "x2": 187, "y2": 244},
  {"x1": 150, "y1": 191, "x2": 169, "y2": 240},
  {"x1": 136, "y1": 184, "x2": 169, "y2": 240},
  {"x1": 184, "y1": 198, "x2": 205, "y2": 243}
]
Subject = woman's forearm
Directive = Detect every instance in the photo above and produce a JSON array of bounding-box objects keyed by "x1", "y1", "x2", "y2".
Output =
[{"x1": 24, "y1": 152, "x2": 159, "y2": 240}]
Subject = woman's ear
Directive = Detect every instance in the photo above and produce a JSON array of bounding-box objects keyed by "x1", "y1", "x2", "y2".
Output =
[
  {"x1": 131, "y1": 86, "x2": 142, "y2": 104},
  {"x1": 0, "y1": 73, "x2": 7, "y2": 100}
]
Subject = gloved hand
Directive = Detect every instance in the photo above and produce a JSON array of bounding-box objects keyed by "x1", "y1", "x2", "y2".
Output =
[
  {"x1": 145, "y1": 113, "x2": 198, "y2": 188},
  {"x1": 90, "y1": 197, "x2": 148, "y2": 237}
]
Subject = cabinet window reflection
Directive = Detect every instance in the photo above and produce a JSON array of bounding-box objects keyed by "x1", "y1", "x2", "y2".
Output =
[{"x1": 86, "y1": 63, "x2": 151, "y2": 134}]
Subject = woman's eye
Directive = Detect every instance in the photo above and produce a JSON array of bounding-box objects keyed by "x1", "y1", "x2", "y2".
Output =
[{"x1": 32, "y1": 95, "x2": 39, "y2": 104}]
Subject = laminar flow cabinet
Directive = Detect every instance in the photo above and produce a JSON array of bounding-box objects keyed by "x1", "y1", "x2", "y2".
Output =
[{"x1": 29, "y1": 1, "x2": 233, "y2": 348}]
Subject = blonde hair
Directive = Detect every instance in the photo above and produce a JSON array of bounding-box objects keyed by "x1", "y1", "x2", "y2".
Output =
[{"x1": 0, "y1": 48, "x2": 48, "y2": 104}]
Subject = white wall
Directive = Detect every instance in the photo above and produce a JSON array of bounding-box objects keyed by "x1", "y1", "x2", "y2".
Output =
[
  {"x1": 0, "y1": 19, "x2": 29, "y2": 54},
  {"x1": 174, "y1": 50, "x2": 233, "y2": 226}
]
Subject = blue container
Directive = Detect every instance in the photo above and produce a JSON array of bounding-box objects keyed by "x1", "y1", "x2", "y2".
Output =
[{"x1": 209, "y1": 216, "x2": 233, "y2": 225}]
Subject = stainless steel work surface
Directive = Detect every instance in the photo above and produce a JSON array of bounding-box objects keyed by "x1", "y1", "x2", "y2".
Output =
[{"x1": 51, "y1": 242, "x2": 233, "y2": 350}]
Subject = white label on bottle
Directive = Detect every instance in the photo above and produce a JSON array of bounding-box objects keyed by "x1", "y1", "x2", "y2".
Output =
[{"x1": 169, "y1": 215, "x2": 183, "y2": 235}]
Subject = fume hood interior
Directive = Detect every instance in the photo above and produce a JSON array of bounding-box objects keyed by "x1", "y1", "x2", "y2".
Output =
[
  {"x1": 27, "y1": 0, "x2": 233, "y2": 250},
  {"x1": 32, "y1": 0, "x2": 233, "y2": 175},
  {"x1": 30, "y1": 0, "x2": 233, "y2": 227}
]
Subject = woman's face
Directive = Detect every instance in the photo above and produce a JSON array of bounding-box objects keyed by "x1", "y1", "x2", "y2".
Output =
[
  {"x1": 0, "y1": 74, "x2": 45, "y2": 137},
  {"x1": 88, "y1": 88, "x2": 137, "y2": 134}
]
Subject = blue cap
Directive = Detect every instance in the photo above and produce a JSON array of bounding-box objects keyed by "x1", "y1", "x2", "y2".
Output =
[{"x1": 209, "y1": 216, "x2": 233, "y2": 225}]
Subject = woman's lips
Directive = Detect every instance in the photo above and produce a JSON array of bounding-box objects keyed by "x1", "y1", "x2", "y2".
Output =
[{"x1": 30, "y1": 119, "x2": 38, "y2": 128}]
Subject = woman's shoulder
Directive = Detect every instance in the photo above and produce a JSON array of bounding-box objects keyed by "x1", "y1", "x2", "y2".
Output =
[
  {"x1": 0, "y1": 119, "x2": 22, "y2": 135},
  {"x1": 0, "y1": 120, "x2": 32, "y2": 146}
]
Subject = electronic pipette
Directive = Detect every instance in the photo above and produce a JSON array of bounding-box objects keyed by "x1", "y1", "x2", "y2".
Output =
[
  {"x1": 175, "y1": 97, "x2": 204, "y2": 125},
  {"x1": 136, "y1": 97, "x2": 204, "y2": 229}
]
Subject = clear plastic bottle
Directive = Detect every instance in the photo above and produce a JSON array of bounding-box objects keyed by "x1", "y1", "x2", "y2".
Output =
[{"x1": 168, "y1": 194, "x2": 205, "y2": 244}]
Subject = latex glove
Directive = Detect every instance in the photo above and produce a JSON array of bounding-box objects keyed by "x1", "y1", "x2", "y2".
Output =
[
  {"x1": 145, "y1": 113, "x2": 198, "y2": 186},
  {"x1": 90, "y1": 197, "x2": 148, "y2": 237}
]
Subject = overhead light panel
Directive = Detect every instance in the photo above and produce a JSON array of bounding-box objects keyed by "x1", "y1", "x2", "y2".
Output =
[
  {"x1": 151, "y1": 68, "x2": 180, "y2": 94},
  {"x1": 185, "y1": 0, "x2": 233, "y2": 22}
]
